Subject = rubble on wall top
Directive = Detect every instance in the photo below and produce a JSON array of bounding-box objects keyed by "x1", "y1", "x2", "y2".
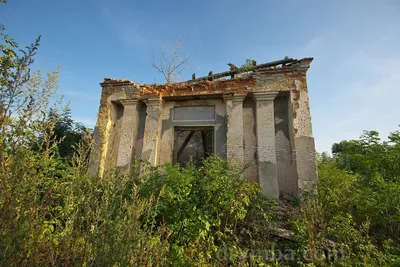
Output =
[
  {"x1": 186, "y1": 57, "x2": 311, "y2": 84},
  {"x1": 101, "y1": 78, "x2": 139, "y2": 86},
  {"x1": 100, "y1": 57, "x2": 313, "y2": 88}
]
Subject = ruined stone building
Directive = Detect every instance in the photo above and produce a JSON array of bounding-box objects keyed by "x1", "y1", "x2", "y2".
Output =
[{"x1": 89, "y1": 57, "x2": 318, "y2": 199}]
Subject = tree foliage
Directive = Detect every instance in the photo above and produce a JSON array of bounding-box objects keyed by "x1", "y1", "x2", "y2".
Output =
[
  {"x1": 332, "y1": 129, "x2": 400, "y2": 183},
  {"x1": 41, "y1": 108, "x2": 88, "y2": 161}
]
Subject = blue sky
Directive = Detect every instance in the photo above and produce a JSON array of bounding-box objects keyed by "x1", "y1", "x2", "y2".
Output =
[{"x1": 1, "y1": 0, "x2": 399, "y2": 153}]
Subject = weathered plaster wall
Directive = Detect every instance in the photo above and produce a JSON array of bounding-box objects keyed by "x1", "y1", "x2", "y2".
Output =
[
  {"x1": 133, "y1": 102, "x2": 146, "y2": 159},
  {"x1": 243, "y1": 97, "x2": 258, "y2": 182},
  {"x1": 290, "y1": 77, "x2": 318, "y2": 190},
  {"x1": 104, "y1": 102, "x2": 123, "y2": 170},
  {"x1": 274, "y1": 96, "x2": 298, "y2": 197},
  {"x1": 158, "y1": 101, "x2": 175, "y2": 165},
  {"x1": 88, "y1": 81, "x2": 140, "y2": 177}
]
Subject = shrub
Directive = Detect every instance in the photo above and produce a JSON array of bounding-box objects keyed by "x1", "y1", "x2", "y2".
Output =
[
  {"x1": 138, "y1": 156, "x2": 276, "y2": 265},
  {"x1": 292, "y1": 147, "x2": 400, "y2": 266}
]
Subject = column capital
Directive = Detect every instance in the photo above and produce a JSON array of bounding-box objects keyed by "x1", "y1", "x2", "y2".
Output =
[
  {"x1": 145, "y1": 97, "x2": 164, "y2": 107},
  {"x1": 120, "y1": 98, "x2": 139, "y2": 106},
  {"x1": 253, "y1": 91, "x2": 278, "y2": 101},
  {"x1": 223, "y1": 93, "x2": 247, "y2": 103},
  {"x1": 232, "y1": 93, "x2": 247, "y2": 102}
]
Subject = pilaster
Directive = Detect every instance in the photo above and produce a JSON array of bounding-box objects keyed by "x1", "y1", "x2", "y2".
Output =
[
  {"x1": 142, "y1": 97, "x2": 163, "y2": 165},
  {"x1": 116, "y1": 98, "x2": 140, "y2": 172},
  {"x1": 253, "y1": 91, "x2": 279, "y2": 198},
  {"x1": 225, "y1": 93, "x2": 246, "y2": 167}
]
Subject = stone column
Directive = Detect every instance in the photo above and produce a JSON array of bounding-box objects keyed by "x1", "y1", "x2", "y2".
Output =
[
  {"x1": 142, "y1": 98, "x2": 163, "y2": 165},
  {"x1": 254, "y1": 91, "x2": 279, "y2": 198},
  {"x1": 116, "y1": 98, "x2": 140, "y2": 172},
  {"x1": 226, "y1": 93, "x2": 246, "y2": 167}
]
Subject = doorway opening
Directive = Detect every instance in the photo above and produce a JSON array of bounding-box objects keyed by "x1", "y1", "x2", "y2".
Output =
[{"x1": 173, "y1": 126, "x2": 214, "y2": 167}]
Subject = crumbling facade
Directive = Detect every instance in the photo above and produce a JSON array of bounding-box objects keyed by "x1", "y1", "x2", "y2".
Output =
[{"x1": 89, "y1": 57, "x2": 318, "y2": 199}]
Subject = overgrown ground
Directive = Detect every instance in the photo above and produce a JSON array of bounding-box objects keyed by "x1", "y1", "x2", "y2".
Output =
[{"x1": 1, "y1": 9, "x2": 400, "y2": 266}]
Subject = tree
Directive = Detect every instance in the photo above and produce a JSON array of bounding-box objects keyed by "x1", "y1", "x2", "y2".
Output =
[
  {"x1": 1, "y1": 0, "x2": 87, "y2": 166},
  {"x1": 36, "y1": 108, "x2": 89, "y2": 161},
  {"x1": 314, "y1": 128, "x2": 400, "y2": 256},
  {"x1": 0, "y1": 18, "x2": 51, "y2": 173},
  {"x1": 332, "y1": 129, "x2": 400, "y2": 183},
  {"x1": 152, "y1": 37, "x2": 191, "y2": 84}
]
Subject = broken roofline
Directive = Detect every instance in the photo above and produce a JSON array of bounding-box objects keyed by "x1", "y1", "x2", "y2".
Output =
[
  {"x1": 188, "y1": 57, "x2": 299, "y2": 83},
  {"x1": 100, "y1": 57, "x2": 313, "y2": 99}
]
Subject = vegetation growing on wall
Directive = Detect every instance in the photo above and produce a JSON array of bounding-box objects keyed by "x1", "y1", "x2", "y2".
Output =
[{"x1": 238, "y1": 58, "x2": 256, "y2": 73}]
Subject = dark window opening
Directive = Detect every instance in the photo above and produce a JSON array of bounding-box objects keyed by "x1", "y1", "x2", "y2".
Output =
[{"x1": 173, "y1": 127, "x2": 214, "y2": 167}]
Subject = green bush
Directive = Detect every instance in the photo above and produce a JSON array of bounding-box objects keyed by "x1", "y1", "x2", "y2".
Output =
[
  {"x1": 292, "y1": 137, "x2": 400, "y2": 266},
  {"x1": 138, "y1": 156, "x2": 276, "y2": 265},
  {"x1": 0, "y1": 150, "x2": 277, "y2": 266}
]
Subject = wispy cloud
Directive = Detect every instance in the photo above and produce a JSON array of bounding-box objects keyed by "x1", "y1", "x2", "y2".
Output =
[
  {"x1": 62, "y1": 70, "x2": 76, "y2": 77},
  {"x1": 305, "y1": 29, "x2": 400, "y2": 153},
  {"x1": 100, "y1": 5, "x2": 148, "y2": 48},
  {"x1": 60, "y1": 90, "x2": 100, "y2": 101}
]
